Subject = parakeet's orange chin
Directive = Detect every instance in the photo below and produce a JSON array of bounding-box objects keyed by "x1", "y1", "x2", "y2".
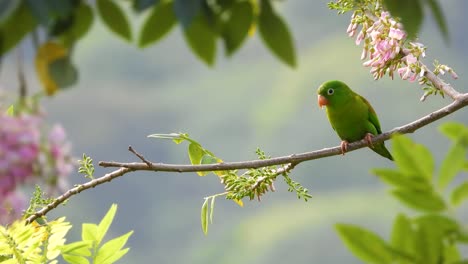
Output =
[{"x1": 318, "y1": 95, "x2": 328, "y2": 108}]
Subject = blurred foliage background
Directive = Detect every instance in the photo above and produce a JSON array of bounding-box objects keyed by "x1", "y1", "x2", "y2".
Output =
[{"x1": 1, "y1": 0, "x2": 467, "y2": 263}]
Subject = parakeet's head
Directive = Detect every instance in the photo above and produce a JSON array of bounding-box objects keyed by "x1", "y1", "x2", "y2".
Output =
[{"x1": 317, "y1": 80, "x2": 353, "y2": 108}]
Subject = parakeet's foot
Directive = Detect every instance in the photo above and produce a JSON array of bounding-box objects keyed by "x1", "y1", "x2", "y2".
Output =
[
  {"x1": 340, "y1": 140, "x2": 349, "y2": 155},
  {"x1": 364, "y1": 133, "x2": 374, "y2": 148}
]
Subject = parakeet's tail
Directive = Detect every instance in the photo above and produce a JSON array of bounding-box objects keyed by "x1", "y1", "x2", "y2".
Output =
[{"x1": 371, "y1": 143, "x2": 393, "y2": 161}]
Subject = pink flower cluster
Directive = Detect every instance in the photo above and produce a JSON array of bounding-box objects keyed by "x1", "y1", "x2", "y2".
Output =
[{"x1": 0, "y1": 113, "x2": 73, "y2": 224}]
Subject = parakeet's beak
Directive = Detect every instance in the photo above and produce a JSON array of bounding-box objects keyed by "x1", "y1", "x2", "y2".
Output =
[{"x1": 318, "y1": 95, "x2": 328, "y2": 109}]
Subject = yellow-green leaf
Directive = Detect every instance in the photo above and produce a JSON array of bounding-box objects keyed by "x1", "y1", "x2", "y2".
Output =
[
  {"x1": 438, "y1": 143, "x2": 466, "y2": 189},
  {"x1": 392, "y1": 189, "x2": 446, "y2": 212},
  {"x1": 96, "y1": 204, "x2": 118, "y2": 245},
  {"x1": 372, "y1": 168, "x2": 431, "y2": 191},
  {"x1": 392, "y1": 135, "x2": 434, "y2": 181},
  {"x1": 451, "y1": 181, "x2": 468, "y2": 206},
  {"x1": 201, "y1": 199, "x2": 209, "y2": 235}
]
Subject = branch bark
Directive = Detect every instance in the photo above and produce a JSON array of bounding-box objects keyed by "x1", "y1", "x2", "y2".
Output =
[{"x1": 26, "y1": 92, "x2": 468, "y2": 224}]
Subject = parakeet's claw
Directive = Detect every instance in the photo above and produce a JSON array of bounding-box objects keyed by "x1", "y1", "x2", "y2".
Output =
[
  {"x1": 364, "y1": 133, "x2": 374, "y2": 148},
  {"x1": 340, "y1": 140, "x2": 349, "y2": 155}
]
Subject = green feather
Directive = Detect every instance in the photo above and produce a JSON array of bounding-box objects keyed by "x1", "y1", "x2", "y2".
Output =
[{"x1": 317, "y1": 80, "x2": 393, "y2": 161}]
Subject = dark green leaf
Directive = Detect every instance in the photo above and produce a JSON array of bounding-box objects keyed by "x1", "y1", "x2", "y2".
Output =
[
  {"x1": 392, "y1": 135, "x2": 434, "y2": 181},
  {"x1": 183, "y1": 14, "x2": 217, "y2": 66},
  {"x1": 25, "y1": 0, "x2": 75, "y2": 26},
  {"x1": 0, "y1": 0, "x2": 21, "y2": 24},
  {"x1": 222, "y1": 1, "x2": 253, "y2": 56},
  {"x1": 201, "y1": 198, "x2": 209, "y2": 235},
  {"x1": 133, "y1": 0, "x2": 159, "y2": 12},
  {"x1": 392, "y1": 189, "x2": 446, "y2": 212},
  {"x1": 391, "y1": 214, "x2": 416, "y2": 258},
  {"x1": 413, "y1": 216, "x2": 444, "y2": 263},
  {"x1": 258, "y1": 0, "x2": 296, "y2": 67},
  {"x1": 438, "y1": 143, "x2": 466, "y2": 189},
  {"x1": 0, "y1": 3, "x2": 36, "y2": 56},
  {"x1": 49, "y1": 56, "x2": 78, "y2": 89},
  {"x1": 451, "y1": 182, "x2": 468, "y2": 206},
  {"x1": 426, "y1": 0, "x2": 449, "y2": 41},
  {"x1": 60, "y1": 3, "x2": 94, "y2": 47},
  {"x1": 335, "y1": 224, "x2": 394, "y2": 264},
  {"x1": 383, "y1": 0, "x2": 423, "y2": 39},
  {"x1": 96, "y1": 0, "x2": 132, "y2": 41},
  {"x1": 173, "y1": 0, "x2": 202, "y2": 28},
  {"x1": 372, "y1": 168, "x2": 431, "y2": 191},
  {"x1": 139, "y1": 1, "x2": 176, "y2": 48}
]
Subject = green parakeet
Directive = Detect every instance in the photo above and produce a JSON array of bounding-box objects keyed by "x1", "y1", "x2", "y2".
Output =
[{"x1": 317, "y1": 80, "x2": 393, "y2": 161}]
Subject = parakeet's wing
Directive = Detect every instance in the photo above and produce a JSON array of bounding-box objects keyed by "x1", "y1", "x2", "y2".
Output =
[{"x1": 357, "y1": 94, "x2": 382, "y2": 134}]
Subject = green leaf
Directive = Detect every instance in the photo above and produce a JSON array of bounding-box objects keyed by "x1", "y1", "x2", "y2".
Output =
[
  {"x1": 147, "y1": 133, "x2": 187, "y2": 144},
  {"x1": 0, "y1": 3, "x2": 36, "y2": 56},
  {"x1": 426, "y1": 0, "x2": 448, "y2": 41},
  {"x1": 372, "y1": 168, "x2": 431, "y2": 191},
  {"x1": 6, "y1": 105, "x2": 14, "y2": 115},
  {"x1": 62, "y1": 254, "x2": 90, "y2": 264},
  {"x1": 383, "y1": 0, "x2": 423, "y2": 39},
  {"x1": 94, "y1": 231, "x2": 133, "y2": 263},
  {"x1": 438, "y1": 143, "x2": 466, "y2": 189},
  {"x1": 60, "y1": 3, "x2": 94, "y2": 47},
  {"x1": 82, "y1": 223, "x2": 98, "y2": 242},
  {"x1": 24, "y1": 0, "x2": 74, "y2": 27},
  {"x1": 414, "y1": 214, "x2": 459, "y2": 234},
  {"x1": 210, "y1": 196, "x2": 215, "y2": 224},
  {"x1": 96, "y1": 204, "x2": 118, "y2": 245},
  {"x1": 139, "y1": 1, "x2": 176, "y2": 48},
  {"x1": 439, "y1": 122, "x2": 468, "y2": 143},
  {"x1": 451, "y1": 182, "x2": 468, "y2": 206},
  {"x1": 413, "y1": 216, "x2": 444, "y2": 264},
  {"x1": 258, "y1": 0, "x2": 296, "y2": 67},
  {"x1": 96, "y1": 0, "x2": 132, "y2": 41},
  {"x1": 200, "y1": 154, "x2": 218, "y2": 164},
  {"x1": 391, "y1": 214, "x2": 416, "y2": 259},
  {"x1": 221, "y1": 1, "x2": 253, "y2": 56},
  {"x1": 392, "y1": 189, "x2": 446, "y2": 212},
  {"x1": 133, "y1": 0, "x2": 159, "y2": 12},
  {"x1": 183, "y1": 14, "x2": 217, "y2": 66},
  {"x1": 0, "y1": 0, "x2": 21, "y2": 24},
  {"x1": 392, "y1": 135, "x2": 434, "y2": 181},
  {"x1": 201, "y1": 198, "x2": 209, "y2": 235},
  {"x1": 173, "y1": 0, "x2": 202, "y2": 28},
  {"x1": 48, "y1": 56, "x2": 78, "y2": 89},
  {"x1": 189, "y1": 143, "x2": 208, "y2": 176},
  {"x1": 61, "y1": 241, "x2": 92, "y2": 256},
  {"x1": 335, "y1": 224, "x2": 393, "y2": 264},
  {"x1": 443, "y1": 244, "x2": 461, "y2": 263}
]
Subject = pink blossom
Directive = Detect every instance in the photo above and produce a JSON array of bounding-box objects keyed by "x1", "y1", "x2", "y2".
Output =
[{"x1": 0, "y1": 191, "x2": 26, "y2": 225}]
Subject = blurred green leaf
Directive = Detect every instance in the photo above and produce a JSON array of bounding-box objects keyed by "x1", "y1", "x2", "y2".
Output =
[
  {"x1": 61, "y1": 3, "x2": 94, "y2": 47},
  {"x1": 413, "y1": 216, "x2": 444, "y2": 264},
  {"x1": 0, "y1": 3, "x2": 36, "y2": 56},
  {"x1": 201, "y1": 198, "x2": 209, "y2": 235},
  {"x1": 61, "y1": 241, "x2": 92, "y2": 256},
  {"x1": 183, "y1": 14, "x2": 217, "y2": 66},
  {"x1": 451, "y1": 182, "x2": 468, "y2": 206},
  {"x1": 139, "y1": 1, "x2": 176, "y2": 48},
  {"x1": 24, "y1": 0, "x2": 75, "y2": 27},
  {"x1": 392, "y1": 189, "x2": 445, "y2": 212},
  {"x1": 82, "y1": 223, "x2": 98, "y2": 242},
  {"x1": 383, "y1": 0, "x2": 423, "y2": 39},
  {"x1": 48, "y1": 56, "x2": 78, "y2": 89},
  {"x1": 62, "y1": 254, "x2": 90, "y2": 264},
  {"x1": 0, "y1": 0, "x2": 21, "y2": 24},
  {"x1": 426, "y1": 0, "x2": 448, "y2": 41},
  {"x1": 200, "y1": 154, "x2": 218, "y2": 165},
  {"x1": 222, "y1": 1, "x2": 253, "y2": 56},
  {"x1": 210, "y1": 196, "x2": 215, "y2": 224},
  {"x1": 392, "y1": 135, "x2": 434, "y2": 181},
  {"x1": 174, "y1": 0, "x2": 202, "y2": 28},
  {"x1": 94, "y1": 231, "x2": 133, "y2": 263},
  {"x1": 133, "y1": 0, "x2": 159, "y2": 12},
  {"x1": 258, "y1": 0, "x2": 296, "y2": 67},
  {"x1": 414, "y1": 214, "x2": 459, "y2": 234},
  {"x1": 6, "y1": 105, "x2": 14, "y2": 115},
  {"x1": 96, "y1": 204, "x2": 118, "y2": 245},
  {"x1": 439, "y1": 122, "x2": 468, "y2": 143},
  {"x1": 96, "y1": 0, "x2": 132, "y2": 41},
  {"x1": 438, "y1": 143, "x2": 466, "y2": 189},
  {"x1": 335, "y1": 224, "x2": 393, "y2": 264},
  {"x1": 443, "y1": 244, "x2": 461, "y2": 263},
  {"x1": 391, "y1": 214, "x2": 415, "y2": 260},
  {"x1": 372, "y1": 168, "x2": 431, "y2": 191}
]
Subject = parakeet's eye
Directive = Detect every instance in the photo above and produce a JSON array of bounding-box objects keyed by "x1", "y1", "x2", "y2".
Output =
[{"x1": 327, "y1": 88, "x2": 334, "y2": 95}]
